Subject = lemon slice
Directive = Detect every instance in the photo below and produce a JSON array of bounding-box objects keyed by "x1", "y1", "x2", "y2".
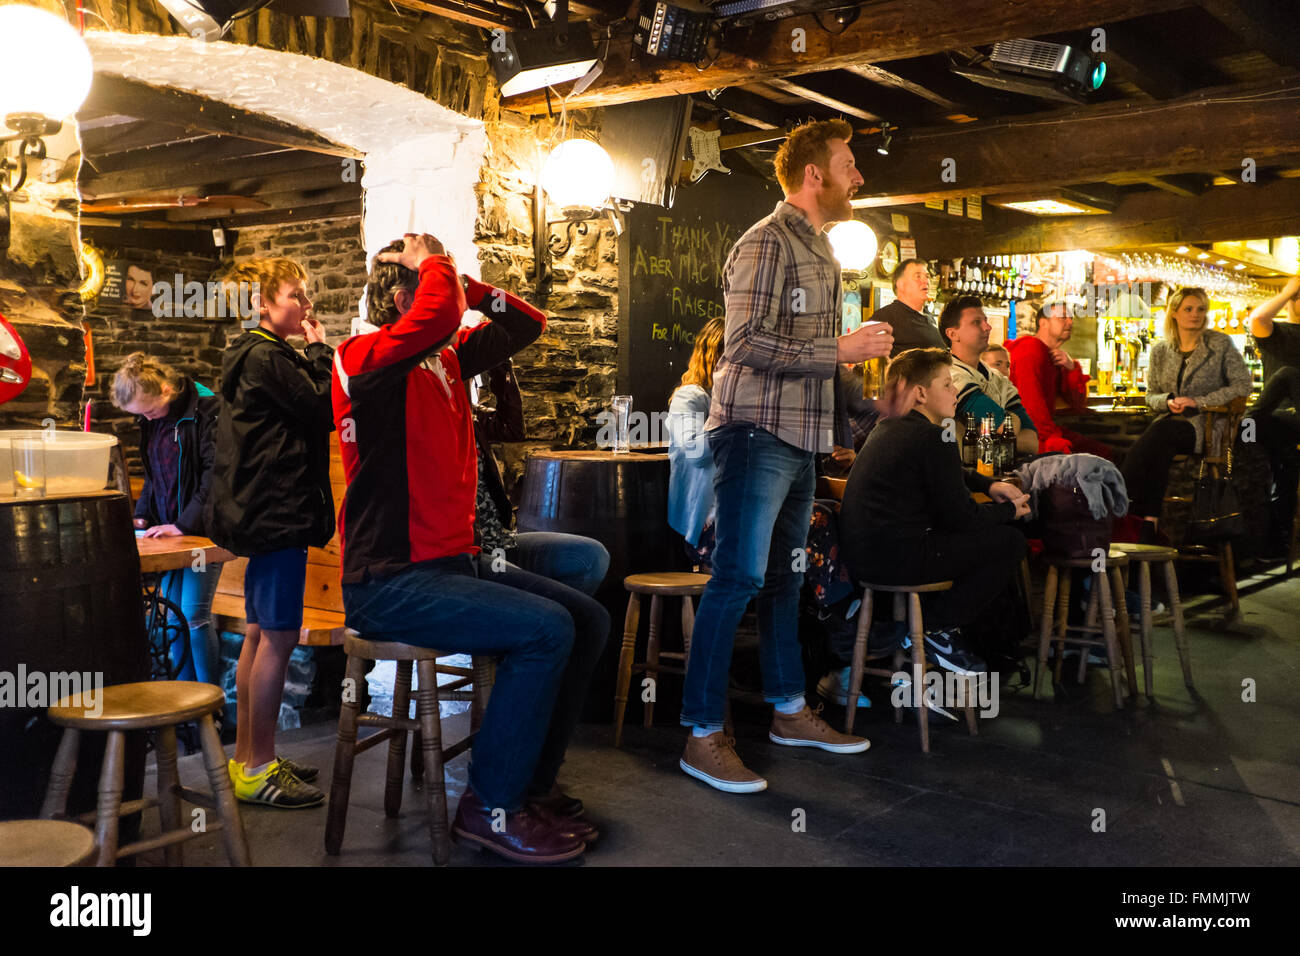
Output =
[{"x1": 14, "y1": 471, "x2": 42, "y2": 489}]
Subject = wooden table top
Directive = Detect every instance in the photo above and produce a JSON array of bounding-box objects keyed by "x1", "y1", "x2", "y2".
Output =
[
  {"x1": 137, "y1": 535, "x2": 235, "y2": 574},
  {"x1": 527, "y1": 449, "x2": 669, "y2": 462}
]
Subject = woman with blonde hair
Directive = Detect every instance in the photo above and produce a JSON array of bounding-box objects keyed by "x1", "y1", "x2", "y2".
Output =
[
  {"x1": 667, "y1": 316, "x2": 725, "y2": 567},
  {"x1": 111, "y1": 351, "x2": 223, "y2": 683},
  {"x1": 207, "y1": 255, "x2": 334, "y2": 808},
  {"x1": 1122, "y1": 287, "x2": 1251, "y2": 543}
]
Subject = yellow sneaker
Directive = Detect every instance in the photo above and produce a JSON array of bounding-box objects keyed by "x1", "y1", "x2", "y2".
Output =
[{"x1": 233, "y1": 759, "x2": 325, "y2": 809}]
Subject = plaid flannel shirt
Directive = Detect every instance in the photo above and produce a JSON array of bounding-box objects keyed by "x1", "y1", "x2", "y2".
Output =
[{"x1": 706, "y1": 201, "x2": 842, "y2": 453}]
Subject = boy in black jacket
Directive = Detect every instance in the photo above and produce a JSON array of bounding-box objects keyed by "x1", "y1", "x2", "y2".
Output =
[
  {"x1": 208, "y1": 256, "x2": 334, "y2": 809},
  {"x1": 840, "y1": 348, "x2": 1030, "y2": 675}
]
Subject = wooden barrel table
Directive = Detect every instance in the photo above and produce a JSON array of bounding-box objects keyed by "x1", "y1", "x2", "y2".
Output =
[
  {"x1": 0, "y1": 491, "x2": 149, "y2": 821},
  {"x1": 516, "y1": 450, "x2": 687, "y2": 721}
]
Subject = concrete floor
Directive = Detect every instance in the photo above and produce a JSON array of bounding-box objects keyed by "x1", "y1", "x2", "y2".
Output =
[{"x1": 145, "y1": 565, "x2": 1300, "y2": 867}]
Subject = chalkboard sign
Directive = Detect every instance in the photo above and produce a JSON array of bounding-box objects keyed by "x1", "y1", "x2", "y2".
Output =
[{"x1": 617, "y1": 172, "x2": 783, "y2": 412}]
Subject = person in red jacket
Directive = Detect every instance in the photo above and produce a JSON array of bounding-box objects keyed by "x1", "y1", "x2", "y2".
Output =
[
  {"x1": 333, "y1": 233, "x2": 608, "y2": 865},
  {"x1": 1007, "y1": 301, "x2": 1116, "y2": 460}
]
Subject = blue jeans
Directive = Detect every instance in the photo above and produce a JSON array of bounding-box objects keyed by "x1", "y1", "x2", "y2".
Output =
[
  {"x1": 162, "y1": 563, "x2": 225, "y2": 685},
  {"x1": 680, "y1": 424, "x2": 816, "y2": 730},
  {"x1": 509, "y1": 532, "x2": 610, "y2": 596},
  {"x1": 342, "y1": 553, "x2": 609, "y2": 811}
]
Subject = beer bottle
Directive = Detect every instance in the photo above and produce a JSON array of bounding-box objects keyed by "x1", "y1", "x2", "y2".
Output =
[
  {"x1": 962, "y1": 411, "x2": 978, "y2": 467},
  {"x1": 999, "y1": 415, "x2": 1017, "y2": 473},
  {"x1": 976, "y1": 415, "x2": 995, "y2": 477}
]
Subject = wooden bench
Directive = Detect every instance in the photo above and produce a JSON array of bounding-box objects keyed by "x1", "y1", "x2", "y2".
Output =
[{"x1": 212, "y1": 434, "x2": 348, "y2": 646}]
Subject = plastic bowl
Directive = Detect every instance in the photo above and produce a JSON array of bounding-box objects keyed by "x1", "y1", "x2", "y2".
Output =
[{"x1": 0, "y1": 430, "x2": 118, "y2": 497}]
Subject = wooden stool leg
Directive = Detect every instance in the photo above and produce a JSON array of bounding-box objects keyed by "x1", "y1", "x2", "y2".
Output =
[
  {"x1": 1051, "y1": 570, "x2": 1072, "y2": 689},
  {"x1": 680, "y1": 596, "x2": 695, "y2": 670},
  {"x1": 198, "y1": 713, "x2": 251, "y2": 866},
  {"x1": 1034, "y1": 566, "x2": 1058, "y2": 700},
  {"x1": 643, "y1": 594, "x2": 663, "y2": 729},
  {"x1": 613, "y1": 593, "x2": 641, "y2": 747},
  {"x1": 845, "y1": 589, "x2": 873, "y2": 734},
  {"x1": 1079, "y1": 577, "x2": 1099, "y2": 684},
  {"x1": 1163, "y1": 559, "x2": 1194, "y2": 690},
  {"x1": 386, "y1": 660, "x2": 413, "y2": 816},
  {"x1": 93, "y1": 730, "x2": 125, "y2": 867},
  {"x1": 892, "y1": 646, "x2": 905, "y2": 724},
  {"x1": 1110, "y1": 565, "x2": 1138, "y2": 699},
  {"x1": 1096, "y1": 571, "x2": 1125, "y2": 710},
  {"x1": 1020, "y1": 557, "x2": 1035, "y2": 633},
  {"x1": 471, "y1": 656, "x2": 494, "y2": 733},
  {"x1": 960, "y1": 674, "x2": 978, "y2": 736},
  {"x1": 1137, "y1": 562, "x2": 1155, "y2": 698},
  {"x1": 1221, "y1": 541, "x2": 1240, "y2": 616},
  {"x1": 909, "y1": 594, "x2": 930, "y2": 754},
  {"x1": 155, "y1": 724, "x2": 184, "y2": 866},
  {"x1": 325, "y1": 652, "x2": 366, "y2": 855},
  {"x1": 415, "y1": 659, "x2": 450, "y2": 866},
  {"x1": 41, "y1": 727, "x2": 80, "y2": 819}
]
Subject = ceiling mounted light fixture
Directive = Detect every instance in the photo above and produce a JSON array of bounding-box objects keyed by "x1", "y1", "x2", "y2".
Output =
[
  {"x1": 876, "y1": 124, "x2": 892, "y2": 156},
  {"x1": 491, "y1": 0, "x2": 599, "y2": 98}
]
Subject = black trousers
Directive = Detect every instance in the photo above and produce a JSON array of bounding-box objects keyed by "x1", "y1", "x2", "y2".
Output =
[
  {"x1": 857, "y1": 525, "x2": 1027, "y2": 630},
  {"x1": 1121, "y1": 416, "x2": 1196, "y2": 518},
  {"x1": 1254, "y1": 407, "x2": 1300, "y2": 543}
]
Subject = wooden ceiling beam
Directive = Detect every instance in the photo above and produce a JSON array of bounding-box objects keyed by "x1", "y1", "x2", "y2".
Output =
[
  {"x1": 901, "y1": 176, "x2": 1300, "y2": 258},
  {"x1": 1197, "y1": 0, "x2": 1300, "y2": 70},
  {"x1": 81, "y1": 151, "x2": 342, "y2": 201},
  {"x1": 842, "y1": 63, "x2": 964, "y2": 113},
  {"x1": 83, "y1": 135, "x2": 289, "y2": 176},
  {"x1": 505, "y1": 0, "x2": 1191, "y2": 114},
  {"x1": 764, "y1": 78, "x2": 881, "y2": 122},
  {"x1": 387, "y1": 0, "x2": 530, "y2": 31},
  {"x1": 82, "y1": 75, "x2": 360, "y2": 158},
  {"x1": 848, "y1": 77, "x2": 1300, "y2": 206},
  {"x1": 162, "y1": 185, "x2": 362, "y2": 222},
  {"x1": 703, "y1": 88, "x2": 794, "y2": 130}
]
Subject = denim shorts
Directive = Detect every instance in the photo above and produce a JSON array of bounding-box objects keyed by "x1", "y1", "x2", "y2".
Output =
[{"x1": 244, "y1": 547, "x2": 308, "y2": 631}]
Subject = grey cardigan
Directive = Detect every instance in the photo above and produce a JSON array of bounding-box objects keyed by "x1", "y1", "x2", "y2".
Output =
[{"x1": 1145, "y1": 329, "x2": 1251, "y2": 453}]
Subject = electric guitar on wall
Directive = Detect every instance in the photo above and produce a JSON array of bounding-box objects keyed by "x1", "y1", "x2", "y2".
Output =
[{"x1": 678, "y1": 122, "x2": 791, "y2": 185}]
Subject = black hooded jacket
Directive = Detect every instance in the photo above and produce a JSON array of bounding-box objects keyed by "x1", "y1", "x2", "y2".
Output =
[
  {"x1": 207, "y1": 328, "x2": 335, "y2": 555},
  {"x1": 133, "y1": 377, "x2": 220, "y2": 535}
]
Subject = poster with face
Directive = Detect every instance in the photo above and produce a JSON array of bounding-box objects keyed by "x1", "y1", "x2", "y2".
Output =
[
  {"x1": 124, "y1": 265, "x2": 154, "y2": 309},
  {"x1": 100, "y1": 261, "x2": 154, "y2": 310}
]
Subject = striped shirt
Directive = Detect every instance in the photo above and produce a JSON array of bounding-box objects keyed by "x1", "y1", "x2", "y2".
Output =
[
  {"x1": 950, "y1": 353, "x2": 1037, "y2": 432},
  {"x1": 706, "y1": 201, "x2": 842, "y2": 453}
]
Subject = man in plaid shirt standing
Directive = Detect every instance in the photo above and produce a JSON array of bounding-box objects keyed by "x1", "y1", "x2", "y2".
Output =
[{"x1": 680, "y1": 119, "x2": 895, "y2": 792}]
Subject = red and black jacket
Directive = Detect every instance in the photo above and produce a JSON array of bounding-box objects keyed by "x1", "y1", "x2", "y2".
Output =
[{"x1": 331, "y1": 256, "x2": 545, "y2": 583}]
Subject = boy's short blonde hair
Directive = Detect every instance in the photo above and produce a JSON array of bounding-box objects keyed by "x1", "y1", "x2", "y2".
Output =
[{"x1": 219, "y1": 256, "x2": 308, "y2": 317}]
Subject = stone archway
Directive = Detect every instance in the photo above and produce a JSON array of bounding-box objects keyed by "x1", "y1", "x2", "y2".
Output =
[{"x1": 83, "y1": 31, "x2": 488, "y2": 272}]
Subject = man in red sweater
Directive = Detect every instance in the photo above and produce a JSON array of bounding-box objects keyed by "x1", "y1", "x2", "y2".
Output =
[
  {"x1": 1007, "y1": 301, "x2": 1115, "y2": 460},
  {"x1": 332, "y1": 233, "x2": 608, "y2": 864}
]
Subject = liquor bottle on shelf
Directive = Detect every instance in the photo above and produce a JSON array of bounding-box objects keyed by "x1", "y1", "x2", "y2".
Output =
[
  {"x1": 962, "y1": 411, "x2": 978, "y2": 468},
  {"x1": 977, "y1": 415, "x2": 996, "y2": 478}
]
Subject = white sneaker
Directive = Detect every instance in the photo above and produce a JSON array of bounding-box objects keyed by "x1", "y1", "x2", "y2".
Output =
[{"x1": 816, "y1": 667, "x2": 871, "y2": 708}]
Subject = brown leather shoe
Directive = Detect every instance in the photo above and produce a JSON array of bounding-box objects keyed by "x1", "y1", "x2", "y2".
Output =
[
  {"x1": 452, "y1": 789, "x2": 585, "y2": 864},
  {"x1": 770, "y1": 703, "x2": 870, "y2": 754},
  {"x1": 529, "y1": 799, "x2": 599, "y2": 844},
  {"x1": 680, "y1": 732, "x2": 767, "y2": 793},
  {"x1": 529, "y1": 782, "x2": 584, "y2": 819}
]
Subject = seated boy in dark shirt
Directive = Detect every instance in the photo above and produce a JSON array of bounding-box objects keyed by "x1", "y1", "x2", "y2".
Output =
[{"x1": 839, "y1": 348, "x2": 1030, "y2": 675}]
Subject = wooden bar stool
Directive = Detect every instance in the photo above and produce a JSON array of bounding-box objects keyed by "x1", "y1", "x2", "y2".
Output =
[
  {"x1": 325, "y1": 632, "x2": 493, "y2": 866},
  {"x1": 613, "y1": 572, "x2": 711, "y2": 747},
  {"x1": 0, "y1": 820, "x2": 96, "y2": 867},
  {"x1": 41, "y1": 681, "x2": 250, "y2": 867},
  {"x1": 845, "y1": 580, "x2": 981, "y2": 754},
  {"x1": 1034, "y1": 549, "x2": 1137, "y2": 709},
  {"x1": 1110, "y1": 542, "x2": 1194, "y2": 696}
]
